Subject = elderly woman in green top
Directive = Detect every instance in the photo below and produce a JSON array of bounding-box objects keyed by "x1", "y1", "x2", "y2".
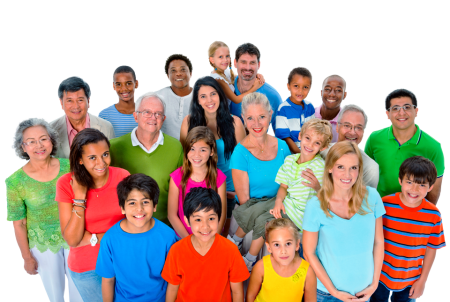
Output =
[{"x1": 6, "y1": 118, "x2": 81, "y2": 302}]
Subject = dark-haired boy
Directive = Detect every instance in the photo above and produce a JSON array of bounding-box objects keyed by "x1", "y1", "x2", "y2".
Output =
[
  {"x1": 371, "y1": 156, "x2": 446, "y2": 302},
  {"x1": 96, "y1": 174, "x2": 178, "y2": 302},
  {"x1": 162, "y1": 188, "x2": 250, "y2": 302},
  {"x1": 99, "y1": 66, "x2": 139, "y2": 138}
]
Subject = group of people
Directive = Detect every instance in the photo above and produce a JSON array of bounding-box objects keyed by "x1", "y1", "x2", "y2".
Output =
[{"x1": 6, "y1": 41, "x2": 445, "y2": 302}]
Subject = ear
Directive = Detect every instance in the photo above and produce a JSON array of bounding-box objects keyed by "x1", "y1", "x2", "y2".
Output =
[
  {"x1": 209, "y1": 56, "x2": 215, "y2": 66},
  {"x1": 295, "y1": 239, "x2": 300, "y2": 252},
  {"x1": 234, "y1": 59, "x2": 237, "y2": 68},
  {"x1": 184, "y1": 215, "x2": 191, "y2": 228},
  {"x1": 398, "y1": 177, "x2": 403, "y2": 187},
  {"x1": 79, "y1": 159, "x2": 84, "y2": 166},
  {"x1": 113, "y1": 82, "x2": 116, "y2": 90},
  {"x1": 121, "y1": 207, "x2": 126, "y2": 215},
  {"x1": 265, "y1": 241, "x2": 272, "y2": 254},
  {"x1": 320, "y1": 145, "x2": 328, "y2": 152},
  {"x1": 386, "y1": 110, "x2": 390, "y2": 119},
  {"x1": 415, "y1": 107, "x2": 418, "y2": 117},
  {"x1": 162, "y1": 115, "x2": 166, "y2": 122},
  {"x1": 427, "y1": 184, "x2": 434, "y2": 193},
  {"x1": 257, "y1": 61, "x2": 261, "y2": 69},
  {"x1": 329, "y1": 169, "x2": 332, "y2": 174},
  {"x1": 60, "y1": 99, "x2": 64, "y2": 109},
  {"x1": 135, "y1": 80, "x2": 139, "y2": 89},
  {"x1": 321, "y1": 90, "x2": 323, "y2": 97},
  {"x1": 87, "y1": 98, "x2": 90, "y2": 108},
  {"x1": 133, "y1": 112, "x2": 138, "y2": 123},
  {"x1": 153, "y1": 204, "x2": 158, "y2": 213},
  {"x1": 343, "y1": 91, "x2": 347, "y2": 100},
  {"x1": 287, "y1": 83, "x2": 291, "y2": 92}
]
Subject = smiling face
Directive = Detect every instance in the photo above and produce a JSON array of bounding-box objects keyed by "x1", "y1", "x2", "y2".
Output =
[
  {"x1": 198, "y1": 85, "x2": 220, "y2": 114},
  {"x1": 337, "y1": 111, "x2": 365, "y2": 145},
  {"x1": 386, "y1": 96, "x2": 418, "y2": 131},
  {"x1": 234, "y1": 53, "x2": 260, "y2": 82},
  {"x1": 287, "y1": 74, "x2": 311, "y2": 105},
  {"x1": 134, "y1": 97, "x2": 166, "y2": 135},
  {"x1": 321, "y1": 76, "x2": 347, "y2": 110},
  {"x1": 79, "y1": 140, "x2": 111, "y2": 180},
  {"x1": 243, "y1": 104, "x2": 272, "y2": 137},
  {"x1": 210, "y1": 47, "x2": 231, "y2": 72},
  {"x1": 329, "y1": 153, "x2": 360, "y2": 191},
  {"x1": 168, "y1": 59, "x2": 191, "y2": 90},
  {"x1": 121, "y1": 189, "x2": 156, "y2": 233},
  {"x1": 185, "y1": 208, "x2": 219, "y2": 244},
  {"x1": 266, "y1": 228, "x2": 299, "y2": 266},
  {"x1": 113, "y1": 72, "x2": 138, "y2": 103},
  {"x1": 21, "y1": 126, "x2": 53, "y2": 161},
  {"x1": 60, "y1": 89, "x2": 90, "y2": 122},
  {"x1": 187, "y1": 139, "x2": 213, "y2": 169},
  {"x1": 299, "y1": 128, "x2": 326, "y2": 161},
  {"x1": 399, "y1": 176, "x2": 433, "y2": 208}
]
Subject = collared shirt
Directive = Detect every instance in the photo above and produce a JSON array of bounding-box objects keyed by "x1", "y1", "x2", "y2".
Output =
[
  {"x1": 131, "y1": 127, "x2": 164, "y2": 154},
  {"x1": 66, "y1": 114, "x2": 90, "y2": 147},
  {"x1": 314, "y1": 105, "x2": 339, "y2": 143}
]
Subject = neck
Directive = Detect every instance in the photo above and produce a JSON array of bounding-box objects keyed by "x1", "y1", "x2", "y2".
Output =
[
  {"x1": 191, "y1": 165, "x2": 208, "y2": 181},
  {"x1": 92, "y1": 170, "x2": 109, "y2": 189},
  {"x1": 27, "y1": 156, "x2": 53, "y2": 171},
  {"x1": 136, "y1": 128, "x2": 160, "y2": 150},
  {"x1": 298, "y1": 152, "x2": 315, "y2": 164},
  {"x1": 320, "y1": 105, "x2": 340, "y2": 121},
  {"x1": 204, "y1": 110, "x2": 217, "y2": 123},
  {"x1": 171, "y1": 85, "x2": 192, "y2": 97},
  {"x1": 191, "y1": 233, "x2": 215, "y2": 253},
  {"x1": 115, "y1": 99, "x2": 136, "y2": 114},
  {"x1": 68, "y1": 116, "x2": 87, "y2": 132},
  {"x1": 331, "y1": 186, "x2": 353, "y2": 202},
  {"x1": 250, "y1": 134, "x2": 267, "y2": 146},
  {"x1": 392, "y1": 124, "x2": 417, "y2": 145},
  {"x1": 237, "y1": 77, "x2": 255, "y2": 94}
]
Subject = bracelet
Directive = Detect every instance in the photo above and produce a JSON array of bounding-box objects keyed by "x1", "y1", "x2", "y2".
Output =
[
  {"x1": 72, "y1": 208, "x2": 84, "y2": 218},
  {"x1": 72, "y1": 199, "x2": 86, "y2": 203},
  {"x1": 73, "y1": 203, "x2": 86, "y2": 209}
]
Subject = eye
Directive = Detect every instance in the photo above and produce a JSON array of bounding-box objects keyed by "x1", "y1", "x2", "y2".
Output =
[
  {"x1": 351, "y1": 166, "x2": 358, "y2": 170},
  {"x1": 286, "y1": 242, "x2": 292, "y2": 246},
  {"x1": 293, "y1": 85, "x2": 298, "y2": 88},
  {"x1": 304, "y1": 86, "x2": 309, "y2": 89},
  {"x1": 143, "y1": 200, "x2": 151, "y2": 204},
  {"x1": 128, "y1": 201, "x2": 135, "y2": 206},
  {"x1": 325, "y1": 88, "x2": 330, "y2": 92},
  {"x1": 315, "y1": 141, "x2": 321, "y2": 145},
  {"x1": 41, "y1": 138, "x2": 49, "y2": 142},
  {"x1": 274, "y1": 243, "x2": 279, "y2": 247},
  {"x1": 103, "y1": 152, "x2": 109, "y2": 158},
  {"x1": 209, "y1": 217, "x2": 216, "y2": 221},
  {"x1": 195, "y1": 218, "x2": 201, "y2": 222},
  {"x1": 89, "y1": 156, "x2": 96, "y2": 160},
  {"x1": 247, "y1": 117, "x2": 253, "y2": 121},
  {"x1": 337, "y1": 165, "x2": 344, "y2": 169},
  {"x1": 116, "y1": 83, "x2": 121, "y2": 87}
]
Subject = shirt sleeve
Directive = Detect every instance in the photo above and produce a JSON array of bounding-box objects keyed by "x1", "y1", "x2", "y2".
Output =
[
  {"x1": 5, "y1": 177, "x2": 26, "y2": 221},
  {"x1": 229, "y1": 244, "x2": 251, "y2": 283},
  {"x1": 217, "y1": 169, "x2": 227, "y2": 187},
  {"x1": 55, "y1": 174, "x2": 74, "y2": 203},
  {"x1": 432, "y1": 143, "x2": 445, "y2": 178},
  {"x1": 280, "y1": 140, "x2": 292, "y2": 157},
  {"x1": 364, "y1": 134, "x2": 375, "y2": 160},
  {"x1": 275, "y1": 106, "x2": 291, "y2": 140},
  {"x1": 95, "y1": 232, "x2": 115, "y2": 278},
  {"x1": 427, "y1": 212, "x2": 446, "y2": 249},
  {"x1": 230, "y1": 145, "x2": 248, "y2": 172},
  {"x1": 170, "y1": 168, "x2": 182, "y2": 187},
  {"x1": 161, "y1": 245, "x2": 182, "y2": 285},
  {"x1": 369, "y1": 187, "x2": 386, "y2": 218},
  {"x1": 98, "y1": 109, "x2": 108, "y2": 120},
  {"x1": 302, "y1": 198, "x2": 321, "y2": 232}
]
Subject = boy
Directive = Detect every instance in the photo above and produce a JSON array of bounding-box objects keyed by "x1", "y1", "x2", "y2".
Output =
[
  {"x1": 96, "y1": 174, "x2": 178, "y2": 302},
  {"x1": 372, "y1": 156, "x2": 446, "y2": 302},
  {"x1": 230, "y1": 118, "x2": 332, "y2": 270},
  {"x1": 162, "y1": 188, "x2": 250, "y2": 302},
  {"x1": 99, "y1": 66, "x2": 139, "y2": 138},
  {"x1": 276, "y1": 67, "x2": 315, "y2": 154}
]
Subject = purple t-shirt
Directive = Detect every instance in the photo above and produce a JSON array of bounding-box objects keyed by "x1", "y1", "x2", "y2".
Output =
[{"x1": 314, "y1": 105, "x2": 339, "y2": 143}]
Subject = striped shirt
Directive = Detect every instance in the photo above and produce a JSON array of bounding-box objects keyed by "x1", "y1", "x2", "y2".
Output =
[
  {"x1": 99, "y1": 105, "x2": 138, "y2": 138},
  {"x1": 380, "y1": 193, "x2": 446, "y2": 291},
  {"x1": 275, "y1": 153, "x2": 324, "y2": 230}
]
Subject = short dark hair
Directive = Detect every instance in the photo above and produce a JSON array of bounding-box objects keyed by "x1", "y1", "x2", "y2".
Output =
[
  {"x1": 117, "y1": 174, "x2": 159, "y2": 209},
  {"x1": 164, "y1": 54, "x2": 193, "y2": 75},
  {"x1": 183, "y1": 187, "x2": 222, "y2": 222},
  {"x1": 288, "y1": 67, "x2": 312, "y2": 84},
  {"x1": 113, "y1": 66, "x2": 136, "y2": 81},
  {"x1": 399, "y1": 156, "x2": 437, "y2": 186},
  {"x1": 235, "y1": 43, "x2": 260, "y2": 63},
  {"x1": 69, "y1": 128, "x2": 110, "y2": 189},
  {"x1": 58, "y1": 76, "x2": 91, "y2": 99},
  {"x1": 385, "y1": 89, "x2": 417, "y2": 110}
]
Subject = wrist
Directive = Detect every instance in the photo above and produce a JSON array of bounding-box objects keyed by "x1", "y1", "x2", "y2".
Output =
[{"x1": 22, "y1": 253, "x2": 33, "y2": 261}]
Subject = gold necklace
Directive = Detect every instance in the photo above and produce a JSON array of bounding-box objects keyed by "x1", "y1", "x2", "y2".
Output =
[{"x1": 247, "y1": 136, "x2": 267, "y2": 153}]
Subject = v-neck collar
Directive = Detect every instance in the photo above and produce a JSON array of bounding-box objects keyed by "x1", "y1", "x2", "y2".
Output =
[{"x1": 187, "y1": 234, "x2": 218, "y2": 261}]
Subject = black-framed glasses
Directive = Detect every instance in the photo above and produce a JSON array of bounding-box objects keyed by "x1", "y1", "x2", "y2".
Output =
[
  {"x1": 22, "y1": 136, "x2": 50, "y2": 147},
  {"x1": 387, "y1": 104, "x2": 417, "y2": 112},
  {"x1": 338, "y1": 122, "x2": 364, "y2": 133},
  {"x1": 136, "y1": 110, "x2": 165, "y2": 120}
]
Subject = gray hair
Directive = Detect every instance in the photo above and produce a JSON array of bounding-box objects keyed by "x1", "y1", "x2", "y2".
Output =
[
  {"x1": 135, "y1": 92, "x2": 166, "y2": 114},
  {"x1": 241, "y1": 92, "x2": 272, "y2": 116},
  {"x1": 13, "y1": 118, "x2": 58, "y2": 160},
  {"x1": 337, "y1": 104, "x2": 368, "y2": 129}
]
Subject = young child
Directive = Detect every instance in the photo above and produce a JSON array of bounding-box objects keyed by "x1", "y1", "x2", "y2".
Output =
[
  {"x1": 162, "y1": 187, "x2": 250, "y2": 302},
  {"x1": 96, "y1": 174, "x2": 178, "y2": 302},
  {"x1": 247, "y1": 218, "x2": 317, "y2": 302},
  {"x1": 229, "y1": 118, "x2": 332, "y2": 270},
  {"x1": 167, "y1": 126, "x2": 227, "y2": 238},
  {"x1": 372, "y1": 156, "x2": 446, "y2": 302},
  {"x1": 275, "y1": 67, "x2": 315, "y2": 154},
  {"x1": 99, "y1": 65, "x2": 139, "y2": 138}
]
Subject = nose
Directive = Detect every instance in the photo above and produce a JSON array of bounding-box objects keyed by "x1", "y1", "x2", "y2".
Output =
[
  {"x1": 412, "y1": 183, "x2": 421, "y2": 191},
  {"x1": 329, "y1": 89, "x2": 336, "y2": 96},
  {"x1": 136, "y1": 203, "x2": 144, "y2": 212}
]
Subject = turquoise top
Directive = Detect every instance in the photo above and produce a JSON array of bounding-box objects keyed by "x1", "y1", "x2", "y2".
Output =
[{"x1": 216, "y1": 138, "x2": 234, "y2": 192}]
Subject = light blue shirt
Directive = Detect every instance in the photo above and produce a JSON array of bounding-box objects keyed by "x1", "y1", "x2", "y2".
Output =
[
  {"x1": 216, "y1": 138, "x2": 234, "y2": 192},
  {"x1": 99, "y1": 105, "x2": 138, "y2": 138}
]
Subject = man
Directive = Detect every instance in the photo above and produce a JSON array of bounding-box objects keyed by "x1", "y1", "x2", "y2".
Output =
[
  {"x1": 315, "y1": 75, "x2": 347, "y2": 142},
  {"x1": 109, "y1": 92, "x2": 183, "y2": 224},
  {"x1": 99, "y1": 65, "x2": 139, "y2": 138},
  {"x1": 365, "y1": 89, "x2": 444, "y2": 204},
  {"x1": 155, "y1": 54, "x2": 193, "y2": 140},
  {"x1": 231, "y1": 43, "x2": 282, "y2": 132},
  {"x1": 51, "y1": 76, "x2": 115, "y2": 158}
]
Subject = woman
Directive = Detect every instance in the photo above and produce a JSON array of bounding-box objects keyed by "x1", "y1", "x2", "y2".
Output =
[
  {"x1": 303, "y1": 141, "x2": 385, "y2": 302},
  {"x1": 229, "y1": 92, "x2": 291, "y2": 268},
  {"x1": 6, "y1": 118, "x2": 81, "y2": 302},
  {"x1": 56, "y1": 128, "x2": 130, "y2": 301},
  {"x1": 180, "y1": 76, "x2": 246, "y2": 235}
]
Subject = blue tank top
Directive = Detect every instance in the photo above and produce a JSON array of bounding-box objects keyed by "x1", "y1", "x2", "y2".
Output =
[{"x1": 216, "y1": 138, "x2": 234, "y2": 192}]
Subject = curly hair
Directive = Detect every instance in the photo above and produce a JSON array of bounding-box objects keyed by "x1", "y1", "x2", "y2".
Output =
[{"x1": 164, "y1": 54, "x2": 193, "y2": 75}]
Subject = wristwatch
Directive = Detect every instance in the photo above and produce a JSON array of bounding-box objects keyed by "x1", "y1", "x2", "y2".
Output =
[{"x1": 90, "y1": 233, "x2": 98, "y2": 246}]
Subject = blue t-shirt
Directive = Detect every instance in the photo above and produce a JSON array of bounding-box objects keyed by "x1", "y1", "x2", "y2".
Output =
[
  {"x1": 230, "y1": 138, "x2": 291, "y2": 202},
  {"x1": 231, "y1": 78, "x2": 283, "y2": 132},
  {"x1": 96, "y1": 219, "x2": 178, "y2": 302},
  {"x1": 216, "y1": 138, "x2": 234, "y2": 192},
  {"x1": 99, "y1": 105, "x2": 138, "y2": 138},
  {"x1": 302, "y1": 186, "x2": 386, "y2": 295}
]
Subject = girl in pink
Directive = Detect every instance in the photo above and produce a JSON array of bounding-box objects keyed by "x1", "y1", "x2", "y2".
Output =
[{"x1": 168, "y1": 126, "x2": 227, "y2": 238}]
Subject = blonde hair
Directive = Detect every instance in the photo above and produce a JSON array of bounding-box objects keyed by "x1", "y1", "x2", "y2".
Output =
[
  {"x1": 300, "y1": 118, "x2": 333, "y2": 149},
  {"x1": 318, "y1": 141, "x2": 369, "y2": 218},
  {"x1": 208, "y1": 41, "x2": 235, "y2": 85},
  {"x1": 265, "y1": 218, "x2": 300, "y2": 243}
]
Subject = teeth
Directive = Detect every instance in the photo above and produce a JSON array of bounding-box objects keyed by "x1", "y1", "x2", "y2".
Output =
[
  {"x1": 341, "y1": 179, "x2": 351, "y2": 183},
  {"x1": 327, "y1": 99, "x2": 336, "y2": 103},
  {"x1": 346, "y1": 137, "x2": 357, "y2": 140}
]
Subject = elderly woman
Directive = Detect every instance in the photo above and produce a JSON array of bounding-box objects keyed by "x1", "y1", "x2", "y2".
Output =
[
  {"x1": 228, "y1": 92, "x2": 291, "y2": 270},
  {"x1": 6, "y1": 118, "x2": 81, "y2": 302},
  {"x1": 303, "y1": 141, "x2": 385, "y2": 302}
]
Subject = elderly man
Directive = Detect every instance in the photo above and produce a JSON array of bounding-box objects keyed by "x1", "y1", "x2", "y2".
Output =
[
  {"x1": 365, "y1": 89, "x2": 444, "y2": 204},
  {"x1": 51, "y1": 76, "x2": 115, "y2": 158},
  {"x1": 109, "y1": 92, "x2": 183, "y2": 224}
]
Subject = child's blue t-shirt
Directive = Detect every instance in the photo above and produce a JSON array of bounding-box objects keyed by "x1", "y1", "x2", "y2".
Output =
[
  {"x1": 99, "y1": 104, "x2": 138, "y2": 138},
  {"x1": 96, "y1": 218, "x2": 178, "y2": 302}
]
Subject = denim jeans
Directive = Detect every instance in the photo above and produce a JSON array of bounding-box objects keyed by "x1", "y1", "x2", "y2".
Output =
[
  {"x1": 68, "y1": 269, "x2": 102, "y2": 302},
  {"x1": 371, "y1": 282, "x2": 416, "y2": 302},
  {"x1": 316, "y1": 289, "x2": 344, "y2": 302}
]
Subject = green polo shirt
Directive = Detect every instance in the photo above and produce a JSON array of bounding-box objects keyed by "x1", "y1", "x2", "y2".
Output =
[{"x1": 364, "y1": 124, "x2": 444, "y2": 198}]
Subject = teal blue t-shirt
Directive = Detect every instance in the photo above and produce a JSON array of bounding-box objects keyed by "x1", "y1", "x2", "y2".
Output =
[{"x1": 216, "y1": 138, "x2": 234, "y2": 192}]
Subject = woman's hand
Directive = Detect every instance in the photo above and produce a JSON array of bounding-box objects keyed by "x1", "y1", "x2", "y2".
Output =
[
  {"x1": 301, "y1": 168, "x2": 321, "y2": 192},
  {"x1": 24, "y1": 255, "x2": 38, "y2": 275},
  {"x1": 353, "y1": 283, "x2": 377, "y2": 301},
  {"x1": 70, "y1": 176, "x2": 87, "y2": 200},
  {"x1": 331, "y1": 290, "x2": 357, "y2": 302},
  {"x1": 270, "y1": 200, "x2": 286, "y2": 218}
]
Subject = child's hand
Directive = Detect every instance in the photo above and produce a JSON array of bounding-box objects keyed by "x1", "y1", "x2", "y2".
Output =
[
  {"x1": 353, "y1": 283, "x2": 377, "y2": 301},
  {"x1": 409, "y1": 278, "x2": 426, "y2": 299},
  {"x1": 332, "y1": 290, "x2": 357, "y2": 302},
  {"x1": 270, "y1": 200, "x2": 286, "y2": 218},
  {"x1": 301, "y1": 169, "x2": 321, "y2": 192},
  {"x1": 256, "y1": 73, "x2": 265, "y2": 85}
]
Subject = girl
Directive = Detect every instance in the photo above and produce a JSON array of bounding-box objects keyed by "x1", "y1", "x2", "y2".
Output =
[
  {"x1": 246, "y1": 218, "x2": 317, "y2": 302},
  {"x1": 168, "y1": 126, "x2": 227, "y2": 238},
  {"x1": 209, "y1": 41, "x2": 265, "y2": 107}
]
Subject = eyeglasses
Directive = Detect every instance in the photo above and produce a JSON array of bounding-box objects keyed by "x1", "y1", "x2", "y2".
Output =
[
  {"x1": 136, "y1": 111, "x2": 165, "y2": 120},
  {"x1": 22, "y1": 136, "x2": 50, "y2": 147},
  {"x1": 387, "y1": 104, "x2": 417, "y2": 112},
  {"x1": 338, "y1": 122, "x2": 364, "y2": 133}
]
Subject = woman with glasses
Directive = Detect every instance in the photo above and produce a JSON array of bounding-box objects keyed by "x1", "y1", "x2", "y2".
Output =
[{"x1": 6, "y1": 118, "x2": 82, "y2": 302}]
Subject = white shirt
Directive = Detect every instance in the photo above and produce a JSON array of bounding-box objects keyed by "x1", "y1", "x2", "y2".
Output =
[{"x1": 131, "y1": 127, "x2": 164, "y2": 154}]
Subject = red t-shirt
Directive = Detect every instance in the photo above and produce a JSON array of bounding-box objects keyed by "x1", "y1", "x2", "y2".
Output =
[
  {"x1": 56, "y1": 167, "x2": 129, "y2": 273},
  {"x1": 161, "y1": 234, "x2": 250, "y2": 302}
]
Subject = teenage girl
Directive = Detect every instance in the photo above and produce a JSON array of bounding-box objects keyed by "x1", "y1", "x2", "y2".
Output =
[
  {"x1": 168, "y1": 126, "x2": 227, "y2": 238},
  {"x1": 246, "y1": 218, "x2": 317, "y2": 302}
]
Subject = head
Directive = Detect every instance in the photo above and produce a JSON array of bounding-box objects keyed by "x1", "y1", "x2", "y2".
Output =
[
  {"x1": 134, "y1": 93, "x2": 166, "y2": 135},
  {"x1": 117, "y1": 173, "x2": 159, "y2": 233},
  {"x1": 265, "y1": 218, "x2": 300, "y2": 265},
  {"x1": 299, "y1": 118, "x2": 332, "y2": 159},
  {"x1": 58, "y1": 77, "x2": 91, "y2": 122},
  {"x1": 385, "y1": 89, "x2": 418, "y2": 131},
  {"x1": 321, "y1": 75, "x2": 347, "y2": 111},
  {"x1": 209, "y1": 41, "x2": 236, "y2": 84},
  {"x1": 336, "y1": 104, "x2": 368, "y2": 145},
  {"x1": 69, "y1": 128, "x2": 111, "y2": 189},
  {"x1": 14, "y1": 118, "x2": 58, "y2": 161},
  {"x1": 287, "y1": 67, "x2": 312, "y2": 104},
  {"x1": 164, "y1": 54, "x2": 193, "y2": 91},
  {"x1": 113, "y1": 66, "x2": 139, "y2": 103},
  {"x1": 241, "y1": 92, "x2": 272, "y2": 138},
  {"x1": 234, "y1": 43, "x2": 260, "y2": 82},
  {"x1": 183, "y1": 187, "x2": 222, "y2": 243}
]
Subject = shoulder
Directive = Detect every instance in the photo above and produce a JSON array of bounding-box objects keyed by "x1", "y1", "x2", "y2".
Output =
[
  {"x1": 170, "y1": 167, "x2": 183, "y2": 179},
  {"x1": 110, "y1": 133, "x2": 132, "y2": 147},
  {"x1": 103, "y1": 221, "x2": 121, "y2": 240},
  {"x1": 90, "y1": 113, "x2": 113, "y2": 128},
  {"x1": 305, "y1": 196, "x2": 321, "y2": 210},
  {"x1": 367, "y1": 127, "x2": 390, "y2": 141},
  {"x1": 109, "y1": 166, "x2": 130, "y2": 179},
  {"x1": 260, "y1": 82, "x2": 281, "y2": 96},
  {"x1": 217, "y1": 168, "x2": 226, "y2": 179},
  {"x1": 418, "y1": 128, "x2": 442, "y2": 148},
  {"x1": 311, "y1": 155, "x2": 325, "y2": 167},
  {"x1": 56, "y1": 172, "x2": 72, "y2": 187},
  {"x1": 277, "y1": 138, "x2": 290, "y2": 152},
  {"x1": 99, "y1": 105, "x2": 114, "y2": 116},
  {"x1": 162, "y1": 134, "x2": 183, "y2": 150},
  {"x1": 277, "y1": 101, "x2": 291, "y2": 111},
  {"x1": 366, "y1": 186, "x2": 381, "y2": 198},
  {"x1": 155, "y1": 86, "x2": 171, "y2": 96},
  {"x1": 168, "y1": 235, "x2": 190, "y2": 255},
  {"x1": 58, "y1": 158, "x2": 71, "y2": 172},
  {"x1": 232, "y1": 115, "x2": 243, "y2": 125},
  {"x1": 422, "y1": 200, "x2": 442, "y2": 215},
  {"x1": 50, "y1": 115, "x2": 66, "y2": 129},
  {"x1": 217, "y1": 235, "x2": 241, "y2": 254},
  {"x1": 5, "y1": 168, "x2": 25, "y2": 187},
  {"x1": 232, "y1": 143, "x2": 247, "y2": 155},
  {"x1": 154, "y1": 219, "x2": 178, "y2": 239}
]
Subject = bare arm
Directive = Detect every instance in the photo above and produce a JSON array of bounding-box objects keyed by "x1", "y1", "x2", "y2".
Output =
[
  {"x1": 179, "y1": 115, "x2": 190, "y2": 145},
  {"x1": 58, "y1": 201, "x2": 86, "y2": 247},
  {"x1": 409, "y1": 247, "x2": 437, "y2": 299},
  {"x1": 232, "y1": 169, "x2": 250, "y2": 205},
  {"x1": 165, "y1": 283, "x2": 179, "y2": 302},
  {"x1": 218, "y1": 182, "x2": 227, "y2": 233},
  {"x1": 246, "y1": 259, "x2": 264, "y2": 302},
  {"x1": 230, "y1": 281, "x2": 244, "y2": 302},
  {"x1": 303, "y1": 260, "x2": 317, "y2": 302},
  {"x1": 167, "y1": 178, "x2": 190, "y2": 239},
  {"x1": 426, "y1": 177, "x2": 442, "y2": 205},
  {"x1": 283, "y1": 137, "x2": 301, "y2": 154},
  {"x1": 270, "y1": 184, "x2": 288, "y2": 219},
  {"x1": 233, "y1": 116, "x2": 246, "y2": 143},
  {"x1": 102, "y1": 277, "x2": 115, "y2": 302},
  {"x1": 215, "y1": 78, "x2": 262, "y2": 104},
  {"x1": 12, "y1": 219, "x2": 38, "y2": 275}
]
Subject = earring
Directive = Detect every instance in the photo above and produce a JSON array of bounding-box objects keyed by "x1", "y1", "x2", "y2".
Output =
[{"x1": 215, "y1": 68, "x2": 217, "y2": 71}]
